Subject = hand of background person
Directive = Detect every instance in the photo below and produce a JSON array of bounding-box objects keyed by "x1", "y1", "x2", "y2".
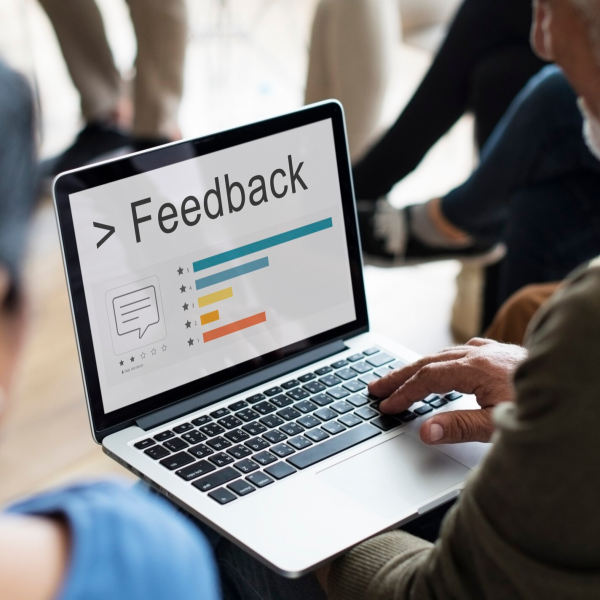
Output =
[{"x1": 369, "y1": 338, "x2": 527, "y2": 444}]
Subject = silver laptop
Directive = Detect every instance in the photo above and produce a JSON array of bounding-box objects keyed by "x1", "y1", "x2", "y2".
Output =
[{"x1": 54, "y1": 101, "x2": 489, "y2": 577}]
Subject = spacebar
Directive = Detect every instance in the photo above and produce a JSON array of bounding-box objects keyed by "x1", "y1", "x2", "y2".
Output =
[{"x1": 287, "y1": 424, "x2": 381, "y2": 469}]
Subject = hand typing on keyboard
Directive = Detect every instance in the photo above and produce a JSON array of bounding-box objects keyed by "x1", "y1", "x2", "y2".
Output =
[{"x1": 370, "y1": 338, "x2": 528, "y2": 445}]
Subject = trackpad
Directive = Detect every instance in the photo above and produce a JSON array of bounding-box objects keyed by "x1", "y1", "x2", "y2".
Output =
[{"x1": 318, "y1": 433, "x2": 471, "y2": 518}]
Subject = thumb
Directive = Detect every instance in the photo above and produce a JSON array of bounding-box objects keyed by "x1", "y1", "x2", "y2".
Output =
[{"x1": 420, "y1": 408, "x2": 495, "y2": 444}]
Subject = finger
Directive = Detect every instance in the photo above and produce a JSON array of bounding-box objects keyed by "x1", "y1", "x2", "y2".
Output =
[
  {"x1": 419, "y1": 408, "x2": 494, "y2": 444},
  {"x1": 369, "y1": 350, "x2": 470, "y2": 399},
  {"x1": 466, "y1": 337, "x2": 494, "y2": 347},
  {"x1": 378, "y1": 358, "x2": 471, "y2": 413}
]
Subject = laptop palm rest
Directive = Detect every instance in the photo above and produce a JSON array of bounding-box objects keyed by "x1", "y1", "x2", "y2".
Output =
[{"x1": 317, "y1": 433, "x2": 470, "y2": 518}]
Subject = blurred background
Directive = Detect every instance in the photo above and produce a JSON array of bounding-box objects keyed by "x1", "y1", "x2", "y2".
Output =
[{"x1": 0, "y1": 0, "x2": 473, "y2": 504}]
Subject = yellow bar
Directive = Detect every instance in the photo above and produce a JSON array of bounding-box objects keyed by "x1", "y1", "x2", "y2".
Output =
[
  {"x1": 200, "y1": 310, "x2": 220, "y2": 326},
  {"x1": 198, "y1": 286, "x2": 233, "y2": 308}
]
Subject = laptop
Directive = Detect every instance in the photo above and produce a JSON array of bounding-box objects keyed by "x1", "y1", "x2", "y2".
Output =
[{"x1": 54, "y1": 101, "x2": 489, "y2": 577}]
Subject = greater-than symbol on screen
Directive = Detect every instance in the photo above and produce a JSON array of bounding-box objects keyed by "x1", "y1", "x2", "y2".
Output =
[{"x1": 93, "y1": 222, "x2": 116, "y2": 248}]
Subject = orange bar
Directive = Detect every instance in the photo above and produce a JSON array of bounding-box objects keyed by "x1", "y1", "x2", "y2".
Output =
[
  {"x1": 203, "y1": 311, "x2": 267, "y2": 343},
  {"x1": 200, "y1": 310, "x2": 219, "y2": 325}
]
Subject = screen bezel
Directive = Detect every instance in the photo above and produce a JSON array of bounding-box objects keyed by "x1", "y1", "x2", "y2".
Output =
[{"x1": 54, "y1": 102, "x2": 368, "y2": 438}]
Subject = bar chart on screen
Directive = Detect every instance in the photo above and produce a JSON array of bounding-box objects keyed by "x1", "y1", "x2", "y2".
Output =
[{"x1": 193, "y1": 217, "x2": 333, "y2": 344}]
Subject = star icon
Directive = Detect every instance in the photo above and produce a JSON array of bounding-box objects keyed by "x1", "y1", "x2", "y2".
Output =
[
  {"x1": 180, "y1": 284, "x2": 186, "y2": 294},
  {"x1": 162, "y1": 345, "x2": 167, "y2": 351},
  {"x1": 185, "y1": 320, "x2": 191, "y2": 329},
  {"x1": 119, "y1": 360, "x2": 124, "y2": 366},
  {"x1": 141, "y1": 352, "x2": 146, "y2": 359},
  {"x1": 188, "y1": 338, "x2": 194, "y2": 346},
  {"x1": 130, "y1": 356, "x2": 135, "y2": 362},
  {"x1": 182, "y1": 302, "x2": 189, "y2": 311},
  {"x1": 177, "y1": 267, "x2": 184, "y2": 275},
  {"x1": 151, "y1": 348, "x2": 156, "y2": 355}
]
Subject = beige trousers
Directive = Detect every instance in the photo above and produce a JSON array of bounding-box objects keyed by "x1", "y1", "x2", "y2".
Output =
[
  {"x1": 305, "y1": 0, "x2": 398, "y2": 162},
  {"x1": 37, "y1": 0, "x2": 187, "y2": 138}
]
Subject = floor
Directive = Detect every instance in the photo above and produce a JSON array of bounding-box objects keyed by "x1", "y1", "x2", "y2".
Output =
[{"x1": 0, "y1": 0, "x2": 473, "y2": 505}]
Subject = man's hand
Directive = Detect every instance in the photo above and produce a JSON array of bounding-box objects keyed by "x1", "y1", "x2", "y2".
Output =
[{"x1": 369, "y1": 338, "x2": 527, "y2": 444}]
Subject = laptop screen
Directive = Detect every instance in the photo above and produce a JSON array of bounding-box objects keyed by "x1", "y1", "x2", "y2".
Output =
[{"x1": 60, "y1": 110, "x2": 364, "y2": 430}]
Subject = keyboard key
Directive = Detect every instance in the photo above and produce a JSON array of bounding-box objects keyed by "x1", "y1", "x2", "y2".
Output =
[
  {"x1": 374, "y1": 367, "x2": 390, "y2": 378},
  {"x1": 315, "y1": 366, "x2": 332, "y2": 376},
  {"x1": 415, "y1": 405, "x2": 433, "y2": 416},
  {"x1": 355, "y1": 406, "x2": 378, "y2": 420},
  {"x1": 270, "y1": 394, "x2": 293, "y2": 408},
  {"x1": 359, "y1": 373, "x2": 379, "y2": 385},
  {"x1": 277, "y1": 407, "x2": 302, "y2": 421},
  {"x1": 246, "y1": 472, "x2": 274, "y2": 488},
  {"x1": 237, "y1": 408, "x2": 259, "y2": 422},
  {"x1": 253, "y1": 450, "x2": 277, "y2": 466},
  {"x1": 176, "y1": 460, "x2": 215, "y2": 481},
  {"x1": 263, "y1": 430, "x2": 287, "y2": 444},
  {"x1": 134, "y1": 438, "x2": 155, "y2": 450},
  {"x1": 145, "y1": 445, "x2": 170, "y2": 460},
  {"x1": 224, "y1": 428, "x2": 250, "y2": 443},
  {"x1": 286, "y1": 388, "x2": 310, "y2": 401},
  {"x1": 191, "y1": 415, "x2": 211, "y2": 426},
  {"x1": 154, "y1": 430, "x2": 175, "y2": 442},
  {"x1": 164, "y1": 438, "x2": 189, "y2": 452},
  {"x1": 182, "y1": 430, "x2": 207, "y2": 445},
  {"x1": 234, "y1": 458, "x2": 260, "y2": 474},
  {"x1": 303, "y1": 381, "x2": 325, "y2": 394},
  {"x1": 246, "y1": 393, "x2": 266, "y2": 404},
  {"x1": 319, "y1": 374, "x2": 342, "y2": 387},
  {"x1": 160, "y1": 451, "x2": 195, "y2": 470},
  {"x1": 430, "y1": 398, "x2": 448, "y2": 409},
  {"x1": 228, "y1": 479, "x2": 256, "y2": 496},
  {"x1": 371, "y1": 415, "x2": 401, "y2": 431},
  {"x1": 173, "y1": 423, "x2": 193, "y2": 434},
  {"x1": 398, "y1": 410, "x2": 417, "y2": 422},
  {"x1": 347, "y1": 394, "x2": 368, "y2": 407},
  {"x1": 209, "y1": 452, "x2": 235, "y2": 467},
  {"x1": 260, "y1": 414, "x2": 284, "y2": 428},
  {"x1": 254, "y1": 401, "x2": 276, "y2": 415},
  {"x1": 311, "y1": 393, "x2": 333, "y2": 407},
  {"x1": 264, "y1": 386, "x2": 283, "y2": 397},
  {"x1": 245, "y1": 437, "x2": 270, "y2": 452},
  {"x1": 335, "y1": 368, "x2": 356, "y2": 380},
  {"x1": 281, "y1": 379, "x2": 300, "y2": 390},
  {"x1": 188, "y1": 443, "x2": 213, "y2": 459},
  {"x1": 287, "y1": 424, "x2": 381, "y2": 469},
  {"x1": 322, "y1": 421, "x2": 346, "y2": 435},
  {"x1": 305, "y1": 428, "x2": 329, "y2": 443},
  {"x1": 229, "y1": 400, "x2": 248, "y2": 411},
  {"x1": 315, "y1": 407, "x2": 337, "y2": 421},
  {"x1": 297, "y1": 415, "x2": 320, "y2": 429},
  {"x1": 227, "y1": 444, "x2": 253, "y2": 459},
  {"x1": 294, "y1": 400, "x2": 317, "y2": 414},
  {"x1": 445, "y1": 392, "x2": 463, "y2": 401},
  {"x1": 361, "y1": 391, "x2": 379, "y2": 401},
  {"x1": 389, "y1": 360, "x2": 405, "y2": 370},
  {"x1": 363, "y1": 347, "x2": 380, "y2": 356},
  {"x1": 200, "y1": 423, "x2": 225, "y2": 437},
  {"x1": 218, "y1": 415, "x2": 243, "y2": 430},
  {"x1": 339, "y1": 413, "x2": 362, "y2": 428},
  {"x1": 366, "y1": 353, "x2": 394, "y2": 368},
  {"x1": 351, "y1": 361, "x2": 372, "y2": 374},
  {"x1": 347, "y1": 353, "x2": 363, "y2": 362},
  {"x1": 331, "y1": 359, "x2": 348, "y2": 369},
  {"x1": 280, "y1": 422, "x2": 304, "y2": 436},
  {"x1": 270, "y1": 443, "x2": 295, "y2": 458},
  {"x1": 206, "y1": 436, "x2": 232, "y2": 451},
  {"x1": 242, "y1": 422, "x2": 267, "y2": 436},
  {"x1": 287, "y1": 435, "x2": 312, "y2": 450},
  {"x1": 343, "y1": 380, "x2": 365, "y2": 393},
  {"x1": 210, "y1": 407, "x2": 230, "y2": 418},
  {"x1": 331, "y1": 401, "x2": 353, "y2": 414},
  {"x1": 265, "y1": 462, "x2": 297, "y2": 480},
  {"x1": 298, "y1": 372, "x2": 316, "y2": 382},
  {"x1": 208, "y1": 488, "x2": 237, "y2": 505},
  {"x1": 193, "y1": 467, "x2": 240, "y2": 492},
  {"x1": 327, "y1": 387, "x2": 350, "y2": 400},
  {"x1": 424, "y1": 395, "x2": 441, "y2": 404}
]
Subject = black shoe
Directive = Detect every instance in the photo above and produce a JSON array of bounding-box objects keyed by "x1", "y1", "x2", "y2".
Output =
[{"x1": 357, "y1": 200, "x2": 504, "y2": 267}]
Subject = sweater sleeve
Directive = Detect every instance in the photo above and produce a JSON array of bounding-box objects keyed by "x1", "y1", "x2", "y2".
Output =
[{"x1": 328, "y1": 266, "x2": 600, "y2": 600}]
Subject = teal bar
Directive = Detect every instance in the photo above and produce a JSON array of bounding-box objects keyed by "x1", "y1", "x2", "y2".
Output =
[
  {"x1": 193, "y1": 217, "x2": 333, "y2": 272},
  {"x1": 195, "y1": 257, "x2": 269, "y2": 290}
]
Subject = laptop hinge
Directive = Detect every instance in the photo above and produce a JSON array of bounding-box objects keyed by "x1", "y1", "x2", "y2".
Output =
[{"x1": 136, "y1": 340, "x2": 347, "y2": 431}]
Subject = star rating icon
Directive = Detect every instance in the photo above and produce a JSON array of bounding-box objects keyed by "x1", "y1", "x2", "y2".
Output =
[
  {"x1": 185, "y1": 320, "x2": 191, "y2": 329},
  {"x1": 182, "y1": 302, "x2": 189, "y2": 311},
  {"x1": 140, "y1": 352, "x2": 146, "y2": 359},
  {"x1": 162, "y1": 345, "x2": 167, "y2": 352},
  {"x1": 130, "y1": 356, "x2": 135, "y2": 362},
  {"x1": 119, "y1": 360, "x2": 124, "y2": 366},
  {"x1": 180, "y1": 285, "x2": 186, "y2": 294},
  {"x1": 188, "y1": 338, "x2": 194, "y2": 346},
  {"x1": 177, "y1": 267, "x2": 184, "y2": 275},
  {"x1": 151, "y1": 348, "x2": 156, "y2": 355}
]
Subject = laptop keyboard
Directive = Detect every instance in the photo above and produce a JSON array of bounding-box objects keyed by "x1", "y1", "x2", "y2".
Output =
[{"x1": 133, "y1": 348, "x2": 463, "y2": 505}]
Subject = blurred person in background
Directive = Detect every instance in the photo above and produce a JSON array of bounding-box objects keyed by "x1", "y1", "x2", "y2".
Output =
[
  {"x1": 38, "y1": 0, "x2": 187, "y2": 181},
  {"x1": 0, "y1": 60, "x2": 220, "y2": 600}
]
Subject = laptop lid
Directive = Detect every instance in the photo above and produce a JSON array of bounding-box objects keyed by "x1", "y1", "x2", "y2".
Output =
[{"x1": 54, "y1": 102, "x2": 368, "y2": 441}]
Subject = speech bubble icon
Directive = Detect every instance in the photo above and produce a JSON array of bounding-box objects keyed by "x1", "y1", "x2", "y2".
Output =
[{"x1": 112, "y1": 285, "x2": 160, "y2": 339}]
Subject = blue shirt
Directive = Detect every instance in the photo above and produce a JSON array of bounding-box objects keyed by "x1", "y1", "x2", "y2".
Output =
[{"x1": 8, "y1": 480, "x2": 221, "y2": 600}]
